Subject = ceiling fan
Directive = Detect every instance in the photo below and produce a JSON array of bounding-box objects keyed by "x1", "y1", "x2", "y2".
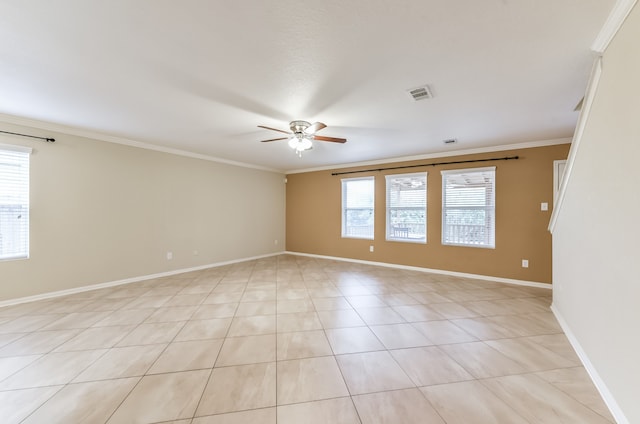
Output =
[{"x1": 258, "y1": 120, "x2": 347, "y2": 157}]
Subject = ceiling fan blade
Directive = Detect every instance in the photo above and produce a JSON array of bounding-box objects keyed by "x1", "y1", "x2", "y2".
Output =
[
  {"x1": 314, "y1": 135, "x2": 347, "y2": 143},
  {"x1": 257, "y1": 125, "x2": 291, "y2": 135},
  {"x1": 260, "y1": 137, "x2": 288, "y2": 143},
  {"x1": 305, "y1": 122, "x2": 327, "y2": 134}
]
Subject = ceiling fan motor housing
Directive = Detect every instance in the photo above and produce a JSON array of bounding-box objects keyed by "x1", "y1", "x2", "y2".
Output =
[{"x1": 290, "y1": 120, "x2": 312, "y2": 134}]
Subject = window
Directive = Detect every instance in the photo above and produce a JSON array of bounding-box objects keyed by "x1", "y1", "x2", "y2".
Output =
[
  {"x1": 341, "y1": 177, "x2": 374, "y2": 239},
  {"x1": 386, "y1": 172, "x2": 427, "y2": 243},
  {"x1": 441, "y1": 166, "x2": 495, "y2": 248},
  {"x1": 0, "y1": 145, "x2": 31, "y2": 260}
]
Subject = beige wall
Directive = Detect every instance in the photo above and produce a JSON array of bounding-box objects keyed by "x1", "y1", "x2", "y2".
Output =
[
  {"x1": 0, "y1": 123, "x2": 286, "y2": 301},
  {"x1": 287, "y1": 144, "x2": 570, "y2": 283},
  {"x1": 552, "y1": 4, "x2": 640, "y2": 423}
]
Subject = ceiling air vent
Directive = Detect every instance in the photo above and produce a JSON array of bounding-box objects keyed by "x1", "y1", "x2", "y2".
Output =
[{"x1": 407, "y1": 85, "x2": 433, "y2": 101}]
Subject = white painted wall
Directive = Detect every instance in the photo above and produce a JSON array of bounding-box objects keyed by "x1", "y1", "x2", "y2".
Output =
[
  {"x1": 552, "y1": 4, "x2": 640, "y2": 423},
  {"x1": 0, "y1": 123, "x2": 286, "y2": 301}
]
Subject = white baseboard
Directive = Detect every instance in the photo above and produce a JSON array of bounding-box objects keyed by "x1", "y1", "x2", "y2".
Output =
[
  {"x1": 0, "y1": 251, "x2": 285, "y2": 308},
  {"x1": 550, "y1": 304, "x2": 628, "y2": 424},
  {"x1": 3, "y1": 250, "x2": 549, "y2": 309},
  {"x1": 285, "y1": 251, "x2": 551, "y2": 289}
]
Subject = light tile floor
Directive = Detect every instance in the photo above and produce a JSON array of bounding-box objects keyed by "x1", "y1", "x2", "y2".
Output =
[{"x1": 0, "y1": 255, "x2": 615, "y2": 423}]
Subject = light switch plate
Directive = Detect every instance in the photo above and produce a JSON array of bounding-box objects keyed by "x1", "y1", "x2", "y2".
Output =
[{"x1": 541, "y1": 202, "x2": 549, "y2": 211}]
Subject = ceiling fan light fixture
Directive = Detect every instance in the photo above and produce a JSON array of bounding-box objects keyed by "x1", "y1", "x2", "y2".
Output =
[
  {"x1": 299, "y1": 138, "x2": 312, "y2": 150},
  {"x1": 288, "y1": 135, "x2": 313, "y2": 157}
]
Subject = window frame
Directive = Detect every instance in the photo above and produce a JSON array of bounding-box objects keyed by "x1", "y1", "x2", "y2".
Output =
[
  {"x1": 341, "y1": 176, "x2": 375, "y2": 240},
  {"x1": 385, "y1": 172, "x2": 427, "y2": 244},
  {"x1": 441, "y1": 166, "x2": 496, "y2": 249},
  {"x1": 0, "y1": 143, "x2": 31, "y2": 261}
]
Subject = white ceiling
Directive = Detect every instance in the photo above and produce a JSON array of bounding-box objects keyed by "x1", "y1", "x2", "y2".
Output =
[{"x1": 0, "y1": 1, "x2": 615, "y2": 172}]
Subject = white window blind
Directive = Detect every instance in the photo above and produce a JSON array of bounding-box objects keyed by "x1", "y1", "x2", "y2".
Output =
[
  {"x1": 0, "y1": 145, "x2": 31, "y2": 260},
  {"x1": 386, "y1": 172, "x2": 427, "y2": 243},
  {"x1": 441, "y1": 166, "x2": 495, "y2": 248},
  {"x1": 341, "y1": 177, "x2": 374, "y2": 239}
]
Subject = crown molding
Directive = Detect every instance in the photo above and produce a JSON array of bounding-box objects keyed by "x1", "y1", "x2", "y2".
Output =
[
  {"x1": 1, "y1": 112, "x2": 570, "y2": 177},
  {"x1": 0, "y1": 113, "x2": 282, "y2": 174},
  {"x1": 591, "y1": 0, "x2": 637, "y2": 54},
  {"x1": 285, "y1": 138, "x2": 572, "y2": 175}
]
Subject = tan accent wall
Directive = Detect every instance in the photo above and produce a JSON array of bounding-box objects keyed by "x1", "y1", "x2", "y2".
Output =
[
  {"x1": 287, "y1": 144, "x2": 570, "y2": 283},
  {"x1": 0, "y1": 123, "x2": 286, "y2": 301}
]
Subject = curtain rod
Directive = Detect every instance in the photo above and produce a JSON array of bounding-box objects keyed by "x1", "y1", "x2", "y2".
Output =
[
  {"x1": 331, "y1": 155, "x2": 519, "y2": 176},
  {"x1": 0, "y1": 130, "x2": 55, "y2": 143}
]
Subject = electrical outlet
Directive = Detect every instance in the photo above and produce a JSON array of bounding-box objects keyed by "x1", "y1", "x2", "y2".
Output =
[
  {"x1": 541, "y1": 202, "x2": 549, "y2": 211},
  {"x1": 193, "y1": 250, "x2": 199, "y2": 256},
  {"x1": 522, "y1": 259, "x2": 529, "y2": 268},
  {"x1": 369, "y1": 245, "x2": 374, "y2": 252},
  {"x1": 166, "y1": 251, "x2": 173, "y2": 260},
  {"x1": 274, "y1": 239, "x2": 278, "y2": 245}
]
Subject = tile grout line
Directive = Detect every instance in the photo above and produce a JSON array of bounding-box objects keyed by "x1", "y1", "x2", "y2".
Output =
[
  {"x1": 190, "y1": 261, "x2": 249, "y2": 421},
  {"x1": 303, "y1": 255, "x2": 365, "y2": 424},
  {"x1": 102, "y1": 272, "x2": 208, "y2": 423}
]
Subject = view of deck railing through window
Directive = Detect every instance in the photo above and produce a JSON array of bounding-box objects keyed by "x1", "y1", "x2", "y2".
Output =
[
  {"x1": 341, "y1": 176, "x2": 374, "y2": 239},
  {"x1": 441, "y1": 167, "x2": 495, "y2": 248},
  {"x1": 386, "y1": 172, "x2": 427, "y2": 243}
]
